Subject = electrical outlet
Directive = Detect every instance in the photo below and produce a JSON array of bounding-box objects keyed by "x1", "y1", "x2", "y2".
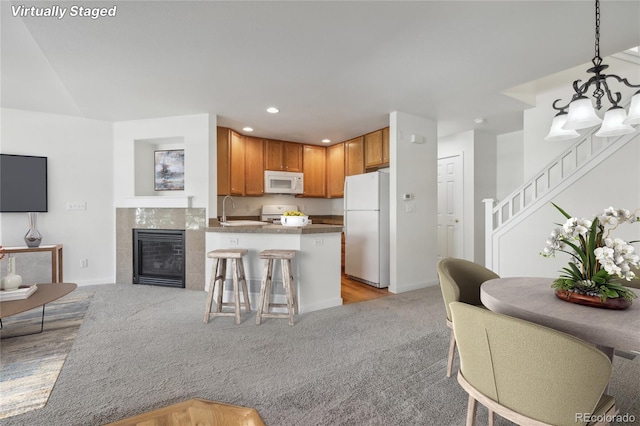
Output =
[
  {"x1": 314, "y1": 239, "x2": 323, "y2": 246},
  {"x1": 405, "y1": 202, "x2": 416, "y2": 213},
  {"x1": 228, "y1": 238, "x2": 239, "y2": 246},
  {"x1": 67, "y1": 201, "x2": 87, "y2": 210},
  {"x1": 81, "y1": 258, "x2": 88, "y2": 268}
]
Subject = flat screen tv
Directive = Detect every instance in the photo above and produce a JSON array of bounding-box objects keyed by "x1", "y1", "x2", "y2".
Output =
[{"x1": 0, "y1": 154, "x2": 48, "y2": 213}]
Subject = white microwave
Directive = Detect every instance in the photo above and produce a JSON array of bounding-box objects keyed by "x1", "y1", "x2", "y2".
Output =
[{"x1": 264, "y1": 171, "x2": 304, "y2": 194}]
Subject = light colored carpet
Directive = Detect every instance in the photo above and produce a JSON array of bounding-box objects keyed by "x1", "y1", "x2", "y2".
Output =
[
  {"x1": 0, "y1": 284, "x2": 638, "y2": 425},
  {"x1": 0, "y1": 290, "x2": 93, "y2": 419}
]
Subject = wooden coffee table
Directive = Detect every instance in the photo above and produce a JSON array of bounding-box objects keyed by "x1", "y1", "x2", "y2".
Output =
[
  {"x1": 0, "y1": 282, "x2": 77, "y2": 338},
  {"x1": 105, "y1": 398, "x2": 265, "y2": 426}
]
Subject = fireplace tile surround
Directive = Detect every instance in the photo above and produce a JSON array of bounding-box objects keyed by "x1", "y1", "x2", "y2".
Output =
[{"x1": 116, "y1": 208, "x2": 206, "y2": 291}]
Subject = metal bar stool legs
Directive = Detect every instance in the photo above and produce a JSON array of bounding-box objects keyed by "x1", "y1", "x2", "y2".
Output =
[
  {"x1": 204, "y1": 249, "x2": 250, "y2": 325},
  {"x1": 256, "y1": 250, "x2": 297, "y2": 326}
]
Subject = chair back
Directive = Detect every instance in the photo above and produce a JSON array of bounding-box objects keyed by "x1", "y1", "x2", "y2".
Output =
[
  {"x1": 436, "y1": 258, "x2": 499, "y2": 321},
  {"x1": 450, "y1": 302, "x2": 612, "y2": 426}
]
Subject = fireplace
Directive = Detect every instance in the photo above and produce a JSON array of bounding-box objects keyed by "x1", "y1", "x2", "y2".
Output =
[{"x1": 133, "y1": 229, "x2": 185, "y2": 288}]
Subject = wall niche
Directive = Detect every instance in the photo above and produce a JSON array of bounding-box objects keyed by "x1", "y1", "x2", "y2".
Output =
[{"x1": 134, "y1": 137, "x2": 185, "y2": 197}]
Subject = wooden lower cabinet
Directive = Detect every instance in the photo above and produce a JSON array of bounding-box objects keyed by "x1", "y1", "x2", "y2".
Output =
[{"x1": 301, "y1": 145, "x2": 326, "y2": 197}]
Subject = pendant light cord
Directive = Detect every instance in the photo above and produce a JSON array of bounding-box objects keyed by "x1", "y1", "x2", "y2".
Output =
[{"x1": 593, "y1": 0, "x2": 602, "y2": 67}]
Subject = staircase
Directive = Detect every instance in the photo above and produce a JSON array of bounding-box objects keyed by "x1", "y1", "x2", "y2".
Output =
[{"x1": 484, "y1": 125, "x2": 639, "y2": 273}]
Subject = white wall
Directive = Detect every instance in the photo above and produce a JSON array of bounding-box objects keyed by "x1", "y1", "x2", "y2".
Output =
[
  {"x1": 496, "y1": 130, "x2": 524, "y2": 200},
  {"x1": 0, "y1": 108, "x2": 114, "y2": 285},
  {"x1": 389, "y1": 111, "x2": 438, "y2": 293},
  {"x1": 496, "y1": 135, "x2": 640, "y2": 278},
  {"x1": 113, "y1": 114, "x2": 213, "y2": 214},
  {"x1": 438, "y1": 130, "x2": 497, "y2": 263}
]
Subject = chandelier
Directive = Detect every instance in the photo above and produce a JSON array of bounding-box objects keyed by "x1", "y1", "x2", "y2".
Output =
[{"x1": 545, "y1": 0, "x2": 640, "y2": 141}]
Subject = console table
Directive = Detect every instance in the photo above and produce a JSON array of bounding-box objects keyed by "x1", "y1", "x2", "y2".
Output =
[{"x1": 2, "y1": 244, "x2": 63, "y2": 283}]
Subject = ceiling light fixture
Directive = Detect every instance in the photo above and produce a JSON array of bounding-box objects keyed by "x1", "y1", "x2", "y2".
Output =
[
  {"x1": 266, "y1": 107, "x2": 279, "y2": 114},
  {"x1": 545, "y1": 0, "x2": 640, "y2": 141},
  {"x1": 243, "y1": 127, "x2": 253, "y2": 132},
  {"x1": 322, "y1": 139, "x2": 331, "y2": 144}
]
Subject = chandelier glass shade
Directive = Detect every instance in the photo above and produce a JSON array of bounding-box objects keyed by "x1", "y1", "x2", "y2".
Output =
[{"x1": 545, "y1": 0, "x2": 640, "y2": 141}]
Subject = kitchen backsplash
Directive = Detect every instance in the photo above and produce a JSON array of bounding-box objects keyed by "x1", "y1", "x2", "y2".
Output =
[{"x1": 216, "y1": 194, "x2": 343, "y2": 218}]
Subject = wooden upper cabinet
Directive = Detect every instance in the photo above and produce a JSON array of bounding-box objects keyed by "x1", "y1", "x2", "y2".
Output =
[
  {"x1": 364, "y1": 128, "x2": 390, "y2": 169},
  {"x1": 229, "y1": 130, "x2": 245, "y2": 195},
  {"x1": 217, "y1": 127, "x2": 246, "y2": 196},
  {"x1": 244, "y1": 136, "x2": 264, "y2": 196},
  {"x1": 326, "y1": 143, "x2": 345, "y2": 198},
  {"x1": 217, "y1": 127, "x2": 231, "y2": 196},
  {"x1": 344, "y1": 136, "x2": 364, "y2": 176},
  {"x1": 264, "y1": 140, "x2": 302, "y2": 172},
  {"x1": 301, "y1": 145, "x2": 326, "y2": 197},
  {"x1": 283, "y1": 142, "x2": 303, "y2": 172},
  {"x1": 364, "y1": 130, "x2": 384, "y2": 168},
  {"x1": 382, "y1": 127, "x2": 390, "y2": 165}
]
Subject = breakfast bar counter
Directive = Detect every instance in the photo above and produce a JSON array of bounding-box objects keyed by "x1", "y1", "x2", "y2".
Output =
[
  {"x1": 205, "y1": 223, "x2": 343, "y2": 314},
  {"x1": 206, "y1": 223, "x2": 342, "y2": 234}
]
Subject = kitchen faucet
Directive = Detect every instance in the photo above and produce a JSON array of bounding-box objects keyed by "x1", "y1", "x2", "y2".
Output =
[{"x1": 221, "y1": 195, "x2": 235, "y2": 223}]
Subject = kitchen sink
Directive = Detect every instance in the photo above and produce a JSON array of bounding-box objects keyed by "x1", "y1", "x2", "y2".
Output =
[{"x1": 220, "y1": 220, "x2": 268, "y2": 227}]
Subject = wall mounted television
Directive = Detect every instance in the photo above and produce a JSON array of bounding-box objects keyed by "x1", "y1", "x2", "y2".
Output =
[{"x1": 0, "y1": 154, "x2": 48, "y2": 213}]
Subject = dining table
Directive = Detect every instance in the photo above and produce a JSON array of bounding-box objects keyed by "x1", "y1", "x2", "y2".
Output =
[{"x1": 480, "y1": 277, "x2": 640, "y2": 361}]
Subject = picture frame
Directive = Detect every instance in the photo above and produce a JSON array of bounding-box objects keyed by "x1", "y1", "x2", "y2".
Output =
[{"x1": 154, "y1": 149, "x2": 185, "y2": 191}]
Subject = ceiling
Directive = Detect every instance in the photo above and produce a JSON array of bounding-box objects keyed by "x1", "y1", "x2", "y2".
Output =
[{"x1": 2, "y1": 1, "x2": 640, "y2": 144}]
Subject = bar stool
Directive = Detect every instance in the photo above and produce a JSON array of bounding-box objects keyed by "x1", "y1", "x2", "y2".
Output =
[
  {"x1": 256, "y1": 249, "x2": 298, "y2": 326},
  {"x1": 204, "y1": 249, "x2": 251, "y2": 325}
]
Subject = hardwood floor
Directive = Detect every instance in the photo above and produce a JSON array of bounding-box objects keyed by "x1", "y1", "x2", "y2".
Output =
[{"x1": 341, "y1": 273, "x2": 389, "y2": 304}]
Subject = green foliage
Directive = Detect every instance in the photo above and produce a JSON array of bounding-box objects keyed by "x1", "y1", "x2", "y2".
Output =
[{"x1": 547, "y1": 203, "x2": 638, "y2": 302}]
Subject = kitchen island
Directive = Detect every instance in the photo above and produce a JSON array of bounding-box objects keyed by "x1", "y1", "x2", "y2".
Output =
[{"x1": 205, "y1": 223, "x2": 343, "y2": 314}]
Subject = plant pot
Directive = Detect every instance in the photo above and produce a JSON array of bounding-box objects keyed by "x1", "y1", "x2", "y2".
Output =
[
  {"x1": 555, "y1": 289, "x2": 631, "y2": 310},
  {"x1": 280, "y1": 215, "x2": 308, "y2": 227}
]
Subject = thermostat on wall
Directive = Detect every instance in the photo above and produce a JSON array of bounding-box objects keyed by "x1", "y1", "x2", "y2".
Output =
[{"x1": 402, "y1": 193, "x2": 414, "y2": 200}]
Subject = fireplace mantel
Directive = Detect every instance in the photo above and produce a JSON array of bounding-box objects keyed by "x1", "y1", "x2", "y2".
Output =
[{"x1": 120, "y1": 196, "x2": 192, "y2": 208}]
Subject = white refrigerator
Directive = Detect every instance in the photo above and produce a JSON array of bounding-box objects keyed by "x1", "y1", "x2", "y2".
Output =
[{"x1": 344, "y1": 171, "x2": 390, "y2": 288}]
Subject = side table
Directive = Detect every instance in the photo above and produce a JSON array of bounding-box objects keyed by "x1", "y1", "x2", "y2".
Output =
[{"x1": 2, "y1": 244, "x2": 63, "y2": 283}]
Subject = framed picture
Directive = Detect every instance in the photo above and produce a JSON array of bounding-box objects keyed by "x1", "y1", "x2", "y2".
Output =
[{"x1": 154, "y1": 149, "x2": 185, "y2": 191}]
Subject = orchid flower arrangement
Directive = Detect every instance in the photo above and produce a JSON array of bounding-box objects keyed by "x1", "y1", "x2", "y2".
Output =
[{"x1": 541, "y1": 203, "x2": 639, "y2": 301}]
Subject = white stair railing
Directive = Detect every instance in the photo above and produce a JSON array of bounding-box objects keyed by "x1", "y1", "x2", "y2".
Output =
[{"x1": 484, "y1": 124, "x2": 638, "y2": 270}]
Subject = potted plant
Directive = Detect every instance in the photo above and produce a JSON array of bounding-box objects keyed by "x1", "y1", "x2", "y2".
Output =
[{"x1": 541, "y1": 203, "x2": 638, "y2": 309}]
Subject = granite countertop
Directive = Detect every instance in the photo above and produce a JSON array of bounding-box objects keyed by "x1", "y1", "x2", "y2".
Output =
[{"x1": 206, "y1": 223, "x2": 343, "y2": 234}]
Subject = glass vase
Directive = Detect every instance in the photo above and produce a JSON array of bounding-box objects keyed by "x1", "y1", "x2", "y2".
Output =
[{"x1": 24, "y1": 212, "x2": 43, "y2": 247}]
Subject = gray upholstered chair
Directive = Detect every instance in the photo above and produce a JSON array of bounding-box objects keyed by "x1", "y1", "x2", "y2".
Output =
[
  {"x1": 450, "y1": 302, "x2": 617, "y2": 426},
  {"x1": 436, "y1": 258, "x2": 499, "y2": 377}
]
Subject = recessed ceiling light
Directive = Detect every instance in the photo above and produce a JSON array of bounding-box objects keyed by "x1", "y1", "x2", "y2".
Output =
[
  {"x1": 474, "y1": 118, "x2": 486, "y2": 125},
  {"x1": 266, "y1": 107, "x2": 279, "y2": 114},
  {"x1": 322, "y1": 139, "x2": 331, "y2": 144},
  {"x1": 243, "y1": 127, "x2": 254, "y2": 132}
]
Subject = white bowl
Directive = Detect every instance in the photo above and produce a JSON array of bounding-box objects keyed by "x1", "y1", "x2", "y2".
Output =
[{"x1": 280, "y1": 215, "x2": 309, "y2": 227}]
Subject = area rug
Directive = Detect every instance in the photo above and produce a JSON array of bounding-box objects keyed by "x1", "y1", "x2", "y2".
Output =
[{"x1": 0, "y1": 290, "x2": 93, "y2": 419}]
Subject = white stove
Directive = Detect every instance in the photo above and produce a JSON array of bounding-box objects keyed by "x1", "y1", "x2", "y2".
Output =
[{"x1": 261, "y1": 204, "x2": 299, "y2": 223}]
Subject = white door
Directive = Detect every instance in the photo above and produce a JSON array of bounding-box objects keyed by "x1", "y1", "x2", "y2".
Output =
[{"x1": 437, "y1": 155, "x2": 463, "y2": 261}]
